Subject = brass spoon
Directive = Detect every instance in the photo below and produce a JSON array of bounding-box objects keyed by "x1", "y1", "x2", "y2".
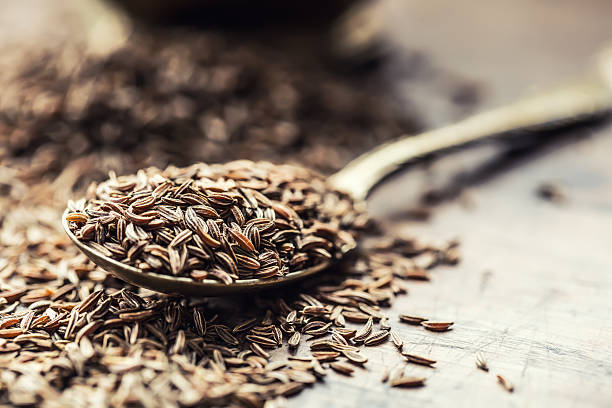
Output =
[{"x1": 64, "y1": 50, "x2": 612, "y2": 296}]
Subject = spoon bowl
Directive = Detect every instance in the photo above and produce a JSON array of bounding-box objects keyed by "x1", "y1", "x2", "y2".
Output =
[{"x1": 63, "y1": 209, "x2": 354, "y2": 296}]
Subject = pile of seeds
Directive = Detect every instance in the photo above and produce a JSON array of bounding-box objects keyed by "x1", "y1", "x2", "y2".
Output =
[
  {"x1": 66, "y1": 161, "x2": 366, "y2": 282},
  {"x1": 0, "y1": 211, "x2": 459, "y2": 406}
]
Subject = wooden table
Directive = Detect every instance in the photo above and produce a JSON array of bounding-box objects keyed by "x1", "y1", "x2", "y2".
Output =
[
  {"x1": 3, "y1": 1, "x2": 610, "y2": 406},
  {"x1": 290, "y1": 1, "x2": 612, "y2": 406}
]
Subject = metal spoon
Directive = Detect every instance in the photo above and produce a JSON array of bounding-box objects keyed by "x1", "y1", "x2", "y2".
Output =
[{"x1": 64, "y1": 48, "x2": 612, "y2": 296}]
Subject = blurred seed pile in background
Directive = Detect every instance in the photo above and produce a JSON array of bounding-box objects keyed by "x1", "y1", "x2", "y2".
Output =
[{"x1": 0, "y1": 28, "x2": 415, "y2": 189}]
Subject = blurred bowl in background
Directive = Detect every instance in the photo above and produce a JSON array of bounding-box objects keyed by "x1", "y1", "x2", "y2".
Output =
[{"x1": 115, "y1": 0, "x2": 359, "y2": 26}]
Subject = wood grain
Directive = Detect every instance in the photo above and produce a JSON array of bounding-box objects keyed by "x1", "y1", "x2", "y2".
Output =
[
  {"x1": 289, "y1": 1, "x2": 612, "y2": 406},
  {"x1": 287, "y1": 110, "x2": 612, "y2": 408}
]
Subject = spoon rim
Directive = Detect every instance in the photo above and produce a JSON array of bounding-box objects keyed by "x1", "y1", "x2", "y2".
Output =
[{"x1": 62, "y1": 209, "x2": 344, "y2": 296}]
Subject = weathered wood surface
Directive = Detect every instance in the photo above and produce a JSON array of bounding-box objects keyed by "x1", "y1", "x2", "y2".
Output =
[
  {"x1": 290, "y1": 1, "x2": 612, "y2": 406},
  {"x1": 3, "y1": 1, "x2": 611, "y2": 406}
]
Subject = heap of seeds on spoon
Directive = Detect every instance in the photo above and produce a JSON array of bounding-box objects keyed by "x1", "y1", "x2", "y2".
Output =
[{"x1": 65, "y1": 161, "x2": 364, "y2": 283}]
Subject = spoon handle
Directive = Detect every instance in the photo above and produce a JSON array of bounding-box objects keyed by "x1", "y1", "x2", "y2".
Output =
[{"x1": 328, "y1": 75, "x2": 612, "y2": 200}]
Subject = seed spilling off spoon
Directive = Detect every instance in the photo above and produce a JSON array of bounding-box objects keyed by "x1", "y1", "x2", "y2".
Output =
[{"x1": 65, "y1": 161, "x2": 365, "y2": 285}]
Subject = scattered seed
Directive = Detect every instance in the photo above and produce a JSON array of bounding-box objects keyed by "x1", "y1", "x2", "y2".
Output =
[
  {"x1": 403, "y1": 353, "x2": 436, "y2": 367},
  {"x1": 342, "y1": 350, "x2": 368, "y2": 365},
  {"x1": 363, "y1": 330, "x2": 390, "y2": 346},
  {"x1": 421, "y1": 322, "x2": 454, "y2": 332},
  {"x1": 288, "y1": 332, "x2": 301, "y2": 348},
  {"x1": 330, "y1": 362, "x2": 354, "y2": 376},
  {"x1": 537, "y1": 182, "x2": 565, "y2": 203},
  {"x1": 398, "y1": 314, "x2": 428, "y2": 325},
  {"x1": 353, "y1": 317, "x2": 373, "y2": 343},
  {"x1": 390, "y1": 330, "x2": 403, "y2": 350},
  {"x1": 497, "y1": 374, "x2": 514, "y2": 393},
  {"x1": 312, "y1": 351, "x2": 340, "y2": 362},
  {"x1": 390, "y1": 376, "x2": 426, "y2": 388},
  {"x1": 475, "y1": 352, "x2": 489, "y2": 372}
]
